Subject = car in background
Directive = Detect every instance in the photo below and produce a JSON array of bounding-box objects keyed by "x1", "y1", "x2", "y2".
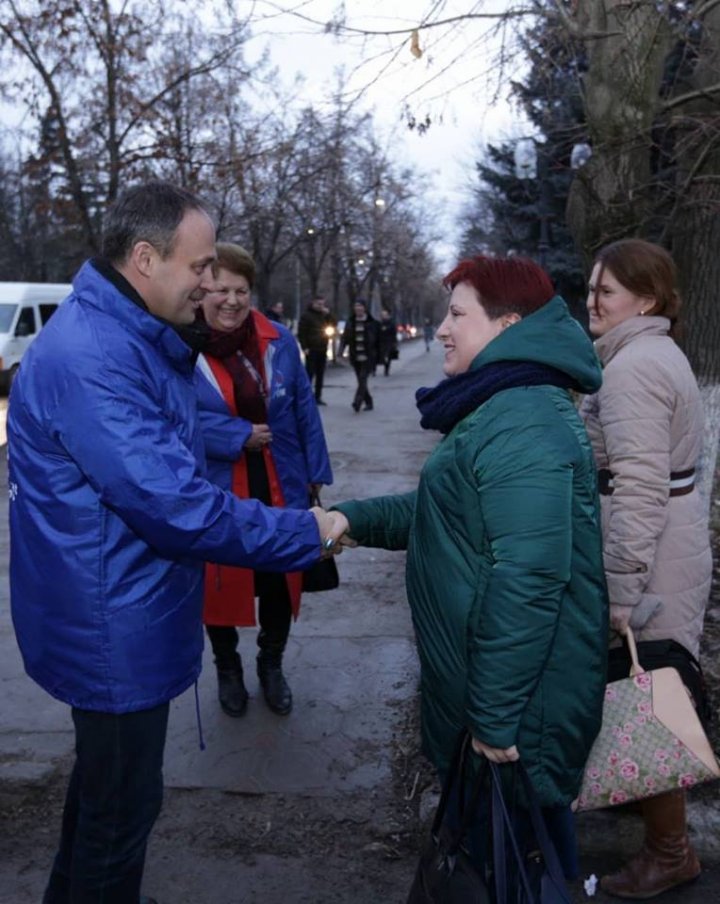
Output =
[
  {"x1": 396, "y1": 323, "x2": 418, "y2": 341},
  {"x1": 0, "y1": 282, "x2": 71, "y2": 393}
]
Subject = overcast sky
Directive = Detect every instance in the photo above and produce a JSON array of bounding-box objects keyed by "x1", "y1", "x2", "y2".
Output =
[{"x1": 242, "y1": 0, "x2": 530, "y2": 266}]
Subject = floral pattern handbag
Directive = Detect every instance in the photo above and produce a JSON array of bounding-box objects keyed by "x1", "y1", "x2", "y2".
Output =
[{"x1": 577, "y1": 627, "x2": 720, "y2": 811}]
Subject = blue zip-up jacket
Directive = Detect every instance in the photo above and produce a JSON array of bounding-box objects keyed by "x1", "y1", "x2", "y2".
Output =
[
  {"x1": 194, "y1": 312, "x2": 332, "y2": 506},
  {"x1": 8, "y1": 262, "x2": 322, "y2": 713}
]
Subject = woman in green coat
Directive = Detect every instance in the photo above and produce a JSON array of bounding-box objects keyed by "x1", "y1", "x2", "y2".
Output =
[{"x1": 331, "y1": 254, "x2": 608, "y2": 875}]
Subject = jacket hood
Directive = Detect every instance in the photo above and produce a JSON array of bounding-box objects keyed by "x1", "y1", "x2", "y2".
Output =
[{"x1": 471, "y1": 295, "x2": 601, "y2": 394}]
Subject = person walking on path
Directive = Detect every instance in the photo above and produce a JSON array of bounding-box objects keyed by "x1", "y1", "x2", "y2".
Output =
[
  {"x1": 340, "y1": 299, "x2": 381, "y2": 412},
  {"x1": 7, "y1": 182, "x2": 341, "y2": 904},
  {"x1": 422, "y1": 317, "x2": 434, "y2": 351},
  {"x1": 298, "y1": 295, "x2": 334, "y2": 405},
  {"x1": 377, "y1": 307, "x2": 399, "y2": 376},
  {"x1": 331, "y1": 255, "x2": 608, "y2": 893},
  {"x1": 580, "y1": 239, "x2": 712, "y2": 900},
  {"x1": 195, "y1": 243, "x2": 332, "y2": 718}
]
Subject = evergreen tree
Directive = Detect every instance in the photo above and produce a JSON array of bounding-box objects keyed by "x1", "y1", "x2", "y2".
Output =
[{"x1": 458, "y1": 18, "x2": 588, "y2": 318}]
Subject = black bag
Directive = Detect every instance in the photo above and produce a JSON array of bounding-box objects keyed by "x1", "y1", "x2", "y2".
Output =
[
  {"x1": 389, "y1": 346, "x2": 400, "y2": 360},
  {"x1": 302, "y1": 490, "x2": 340, "y2": 593},
  {"x1": 407, "y1": 732, "x2": 572, "y2": 904},
  {"x1": 407, "y1": 732, "x2": 491, "y2": 904},
  {"x1": 302, "y1": 557, "x2": 339, "y2": 592}
]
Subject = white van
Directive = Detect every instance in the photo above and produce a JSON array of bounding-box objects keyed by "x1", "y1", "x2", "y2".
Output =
[{"x1": 0, "y1": 282, "x2": 71, "y2": 392}]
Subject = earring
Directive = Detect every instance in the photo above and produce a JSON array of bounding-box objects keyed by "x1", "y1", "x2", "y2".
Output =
[{"x1": 640, "y1": 309, "x2": 646, "y2": 316}]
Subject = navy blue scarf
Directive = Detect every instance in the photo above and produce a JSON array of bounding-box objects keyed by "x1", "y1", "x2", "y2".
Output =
[{"x1": 416, "y1": 361, "x2": 576, "y2": 434}]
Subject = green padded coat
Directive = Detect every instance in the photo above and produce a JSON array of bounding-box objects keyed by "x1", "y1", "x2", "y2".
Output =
[{"x1": 334, "y1": 297, "x2": 609, "y2": 806}]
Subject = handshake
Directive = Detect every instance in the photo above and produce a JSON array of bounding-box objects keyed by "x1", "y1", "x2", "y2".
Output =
[{"x1": 311, "y1": 507, "x2": 355, "y2": 558}]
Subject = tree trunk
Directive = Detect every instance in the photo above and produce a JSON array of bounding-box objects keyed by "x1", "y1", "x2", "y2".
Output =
[{"x1": 566, "y1": 0, "x2": 673, "y2": 255}]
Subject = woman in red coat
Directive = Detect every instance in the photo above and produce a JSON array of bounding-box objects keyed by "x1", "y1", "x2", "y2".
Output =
[{"x1": 196, "y1": 243, "x2": 332, "y2": 717}]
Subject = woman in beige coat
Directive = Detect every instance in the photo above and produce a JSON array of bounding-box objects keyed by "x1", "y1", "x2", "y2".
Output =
[{"x1": 580, "y1": 239, "x2": 712, "y2": 899}]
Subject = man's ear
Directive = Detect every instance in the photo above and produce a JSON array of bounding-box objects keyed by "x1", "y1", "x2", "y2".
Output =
[{"x1": 129, "y1": 241, "x2": 157, "y2": 280}]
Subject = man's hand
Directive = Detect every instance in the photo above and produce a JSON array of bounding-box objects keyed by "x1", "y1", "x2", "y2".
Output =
[
  {"x1": 471, "y1": 737, "x2": 519, "y2": 764},
  {"x1": 245, "y1": 423, "x2": 272, "y2": 451}
]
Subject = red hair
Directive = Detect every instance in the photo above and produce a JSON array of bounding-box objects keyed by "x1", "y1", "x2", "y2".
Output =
[{"x1": 443, "y1": 255, "x2": 554, "y2": 319}]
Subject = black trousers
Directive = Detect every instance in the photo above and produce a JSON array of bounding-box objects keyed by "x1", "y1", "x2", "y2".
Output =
[
  {"x1": 207, "y1": 571, "x2": 292, "y2": 659},
  {"x1": 305, "y1": 349, "x2": 327, "y2": 401},
  {"x1": 352, "y1": 360, "x2": 373, "y2": 408},
  {"x1": 43, "y1": 703, "x2": 169, "y2": 904}
]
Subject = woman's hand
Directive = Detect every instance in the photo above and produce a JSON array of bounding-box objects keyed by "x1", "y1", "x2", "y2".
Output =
[
  {"x1": 471, "y1": 737, "x2": 519, "y2": 764},
  {"x1": 610, "y1": 604, "x2": 632, "y2": 634},
  {"x1": 245, "y1": 423, "x2": 272, "y2": 450},
  {"x1": 311, "y1": 508, "x2": 352, "y2": 556}
]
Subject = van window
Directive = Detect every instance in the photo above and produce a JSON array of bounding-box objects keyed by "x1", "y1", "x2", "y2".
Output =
[
  {"x1": 0, "y1": 303, "x2": 17, "y2": 333},
  {"x1": 39, "y1": 303, "x2": 59, "y2": 325},
  {"x1": 15, "y1": 306, "x2": 37, "y2": 336}
]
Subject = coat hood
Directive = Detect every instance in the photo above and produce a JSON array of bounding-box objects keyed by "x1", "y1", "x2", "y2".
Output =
[{"x1": 471, "y1": 295, "x2": 602, "y2": 395}]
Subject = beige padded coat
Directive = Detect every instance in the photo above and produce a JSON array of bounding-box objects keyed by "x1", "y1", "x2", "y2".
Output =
[{"x1": 580, "y1": 316, "x2": 712, "y2": 657}]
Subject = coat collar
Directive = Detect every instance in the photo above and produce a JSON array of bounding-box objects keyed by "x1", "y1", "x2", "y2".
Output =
[
  {"x1": 73, "y1": 260, "x2": 196, "y2": 374},
  {"x1": 594, "y1": 315, "x2": 670, "y2": 367}
]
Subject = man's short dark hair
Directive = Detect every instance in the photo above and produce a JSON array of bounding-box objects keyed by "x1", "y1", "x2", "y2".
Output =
[{"x1": 101, "y1": 181, "x2": 210, "y2": 264}]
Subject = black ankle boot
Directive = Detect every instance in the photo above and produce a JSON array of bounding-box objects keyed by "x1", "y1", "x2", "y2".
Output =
[
  {"x1": 215, "y1": 652, "x2": 249, "y2": 717},
  {"x1": 256, "y1": 641, "x2": 292, "y2": 715}
]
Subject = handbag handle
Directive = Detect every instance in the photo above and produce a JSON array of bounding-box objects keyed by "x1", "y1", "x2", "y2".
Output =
[
  {"x1": 309, "y1": 487, "x2": 322, "y2": 507},
  {"x1": 490, "y1": 765, "x2": 536, "y2": 904},
  {"x1": 621, "y1": 626, "x2": 645, "y2": 677},
  {"x1": 512, "y1": 762, "x2": 573, "y2": 903},
  {"x1": 432, "y1": 731, "x2": 489, "y2": 855}
]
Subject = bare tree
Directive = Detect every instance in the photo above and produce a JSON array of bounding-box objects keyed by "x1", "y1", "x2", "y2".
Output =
[
  {"x1": 0, "y1": 0, "x2": 246, "y2": 252},
  {"x1": 269, "y1": 0, "x2": 720, "y2": 495}
]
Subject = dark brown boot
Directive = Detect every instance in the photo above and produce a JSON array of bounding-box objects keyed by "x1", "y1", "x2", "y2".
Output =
[{"x1": 600, "y1": 790, "x2": 700, "y2": 899}]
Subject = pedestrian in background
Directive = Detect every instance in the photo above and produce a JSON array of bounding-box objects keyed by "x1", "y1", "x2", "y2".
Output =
[
  {"x1": 340, "y1": 299, "x2": 381, "y2": 412},
  {"x1": 196, "y1": 243, "x2": 332, "y2": 718},
  {"x1": 298, "y1": 295, "x2": 334, "y2": 405},
  {"x1": 581, "y1": 239, "x2": 712, "y2": 900},
  {"x1": 331, "y1": 256, "x2": 608, "y2": 892},
  {"x1": 378, "y1": 307, "x2": 399, "y2": 376},
  {"x1": 422, "y1": 316, "x2": 434, "y2": 351},
  {"x1": 7, "y1": 182, "x2": 341, "y2": 904},
  {"x1": 264, "y1": 299, "x2": 284, "y2": 323}
]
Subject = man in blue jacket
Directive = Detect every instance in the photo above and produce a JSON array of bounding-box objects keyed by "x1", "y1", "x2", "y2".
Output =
[{"x1": 8, "y1": 181, "x2": 341, "y2": 904}]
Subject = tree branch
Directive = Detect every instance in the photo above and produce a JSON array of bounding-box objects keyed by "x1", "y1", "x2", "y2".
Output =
[
  {"x1": 663, "y1": 82, "x2": 720, "y2": 110},
  {"x1": 692, "y1": 0, "x2": 720, "y2": 20}
]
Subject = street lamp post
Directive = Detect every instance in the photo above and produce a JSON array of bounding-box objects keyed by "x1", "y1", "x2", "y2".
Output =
[{"x1": 514, "y1": 137, "x2": 549, "y2": 268}]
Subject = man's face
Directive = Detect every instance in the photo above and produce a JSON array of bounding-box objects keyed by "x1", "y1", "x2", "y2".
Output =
[{"x1": 144, "y1": 210, "x2": 216, "y2": 324}]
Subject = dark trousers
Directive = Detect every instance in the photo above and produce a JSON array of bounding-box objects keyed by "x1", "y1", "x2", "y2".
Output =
[
  {"x1": 207, "y1": 571, "x2": 293, "y2": 660},
  {"x1": 43, "y1": 703, "x2": 170, "y2": 904},
  {"x1": 305, "y1": 349, "x2": 327, "y2": 401},
  {"x1": 352, "y1": 360, "x2": 373, "y2": 409}
]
